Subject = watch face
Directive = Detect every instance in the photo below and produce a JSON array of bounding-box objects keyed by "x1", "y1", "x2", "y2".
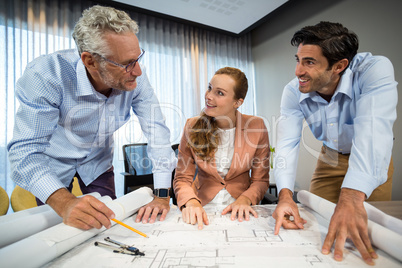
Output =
[
  {"x1": 159, "y1": 188, "x2": 169, "y2": 197},
  {"x1": 155, "y1": 188, "x2": 169, "y2": 198}
]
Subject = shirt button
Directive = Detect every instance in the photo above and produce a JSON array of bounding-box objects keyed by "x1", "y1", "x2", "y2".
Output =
[
  {"x1": 330, "y1": 123, "x2": 334, "y2": 126},
  {"x1": 334, "y1": 139, "x2": 337, "y2": 142}
]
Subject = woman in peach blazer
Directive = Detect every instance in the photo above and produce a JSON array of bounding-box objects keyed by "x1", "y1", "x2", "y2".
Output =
[{"x1": 173, "y1": 67, "x2": 270, "y2": 229}]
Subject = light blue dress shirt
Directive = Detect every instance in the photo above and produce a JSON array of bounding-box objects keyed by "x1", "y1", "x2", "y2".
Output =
[
  {"x1": 8, "y1": 49, "x2": 177, "y2": 203},
  {"x1": 274, "y1": 52, "x2": 398, "y2": 198}
]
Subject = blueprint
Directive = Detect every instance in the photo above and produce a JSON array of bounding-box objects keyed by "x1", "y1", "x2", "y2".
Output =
[
  {"x1": 0, "y1": 188, "x2": 154, "y2": 268},
  {"x1": 46, "y1": 204, "x2": 401, "y2": 268}
]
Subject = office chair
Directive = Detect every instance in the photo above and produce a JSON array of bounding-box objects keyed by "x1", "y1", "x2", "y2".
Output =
[
  {"x1": 261, "y1": 185, "x2": 301, "y2": 204},
  {"x1": 10, "y1": 186, "x2": 37, "y2": 212},
  {"x1": 0, "y1": 185, "x2": 9, "y2": 215},
  {"x1": 261, "y1": 183, "x2": 279, "y2": 204},
  {"x1": 122, "y1": 143, "x2": 179, "y2": 205},
  {"x1": 10, "y1": 177, "x2": 83, "y2": 212},
  {"x1": 71, "y1": 176, "x2": 84, "y2": 197}
]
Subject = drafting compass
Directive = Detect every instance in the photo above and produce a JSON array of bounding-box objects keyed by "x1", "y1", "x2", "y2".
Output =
[{"x1": 94, "y1": 237, "x2": 145, "y2": 256}]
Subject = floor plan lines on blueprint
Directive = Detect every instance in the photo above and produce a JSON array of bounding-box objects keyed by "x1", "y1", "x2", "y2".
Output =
[
  {"x1": 45, "y1": 204, "x2": 402, "y2": 268},
  {"x1": 150, "y1": 228, "x2": 283, "y2": 244},
  {"x1": 130, "y1": 248, "x2": 236, "y2": 267}
]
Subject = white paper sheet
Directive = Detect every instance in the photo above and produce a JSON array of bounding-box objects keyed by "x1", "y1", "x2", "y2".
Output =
[
  {"x1": 44, "y1": 203, "x2": 401, "y2": 268},
  {"x1": 0, "y1": 192, "x2": 102, "y2": 248},
  {"x1": 0, "y1": 187, "x2": 153, "y2": 268},
  {"x1": 297, "y1": 190, "x2": 402, "y2": 262}
]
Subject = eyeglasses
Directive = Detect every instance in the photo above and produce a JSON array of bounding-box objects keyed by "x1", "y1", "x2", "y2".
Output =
[{"x1": 95, "y1": 48, "x2": 145, "y2": 73}]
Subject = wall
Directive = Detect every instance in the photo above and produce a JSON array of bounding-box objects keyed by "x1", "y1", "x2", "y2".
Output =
[{"x1": 251, "y1": 0, "x2": 402, "y2": 200}]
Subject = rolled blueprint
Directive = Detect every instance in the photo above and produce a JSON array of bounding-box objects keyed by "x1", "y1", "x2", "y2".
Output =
[
  {"x1": 0, "y1": 192, "x2": 102, "y2": 248},
  {"x1": 297, "y1": 190, "x2": 402, "y2": 262},
  {"x1": 0, "y1": 187, "x2": 154, "y2": 267}
]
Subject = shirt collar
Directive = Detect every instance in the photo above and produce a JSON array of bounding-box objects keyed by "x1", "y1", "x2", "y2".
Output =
[
  {"x1": 76, "y1": 60, "x2": 123, "y2": 98},
  {"x1": 299, "y1": 91, "x2": 320, "y2": 103},
  {"x1": 298, "y1": 67, "x2": 354, "y2": 103},
  {"x1": 76, "y1": 60, "x2": 96, "y2": 97},
  {"x1": 333, "y1": 68, "x2": 353, "y2": 100}
]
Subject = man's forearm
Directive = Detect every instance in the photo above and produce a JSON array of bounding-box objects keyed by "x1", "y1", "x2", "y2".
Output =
[
  {"x1": 278, "y1": 188, "x2": 294, "y2": 201},
  {"x1": 46, "y1": 188, "x2": 76, "y2": 218},
  {"x1": 338, "y1": 188, "x2": 366, "y2": 204}
]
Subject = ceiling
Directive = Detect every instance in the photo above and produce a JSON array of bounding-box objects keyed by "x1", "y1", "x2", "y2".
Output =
[{"x1": 112, "y1": 0, "x2": 289, "y2": 35}]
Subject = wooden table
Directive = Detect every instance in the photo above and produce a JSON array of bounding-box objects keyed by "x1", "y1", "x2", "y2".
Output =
[{"x1": 367, "y1": 200, "x2": 402, "y2": 220}]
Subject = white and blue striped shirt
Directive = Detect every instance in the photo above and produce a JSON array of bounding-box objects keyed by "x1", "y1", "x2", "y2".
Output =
[
  {"x1": 274, "y1": 52, "x2": 398, "y2": 198},
  {"x1": 8, "y1": 49, "x2": 177, "y2": 203}
]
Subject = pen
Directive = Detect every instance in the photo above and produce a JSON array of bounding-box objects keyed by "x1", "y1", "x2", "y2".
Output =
[{"x1": 111, "y1": 218, "x2": 149, "y2": 238}]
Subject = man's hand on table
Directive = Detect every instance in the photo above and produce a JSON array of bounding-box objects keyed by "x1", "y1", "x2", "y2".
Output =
[
  {"x1": 135, "y1": 196, "x2": 170, "y2": 224},
  {"x1": 322, "y1": 188, "x2": 377, "y2": 266},
  {"x1": 272, "y1": 188, "x2": 306, "y2": 234},
  {"x1": 47, "y1": 188, "x2": 115, "y2": 230}
]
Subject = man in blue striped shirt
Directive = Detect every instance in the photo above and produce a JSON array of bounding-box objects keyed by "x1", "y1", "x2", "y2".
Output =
[
  {"x1": 8, "y1": 6, "x2": 177, "y2": 229},
  {"x1": 272, "y1": 22, "x2": 397, "y2": 265}
]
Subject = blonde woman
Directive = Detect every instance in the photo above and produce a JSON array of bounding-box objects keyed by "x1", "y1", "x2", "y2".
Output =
[{"x1": 173, "y1": 67, "x2": 270, "y2": 229}]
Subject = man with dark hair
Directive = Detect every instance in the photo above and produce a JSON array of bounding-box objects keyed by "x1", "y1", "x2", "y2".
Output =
[{"x1": 272, "y1": 21, "x2": 397, "y2": 265}]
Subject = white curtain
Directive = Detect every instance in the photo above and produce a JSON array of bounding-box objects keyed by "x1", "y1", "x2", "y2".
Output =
[
  {"x1": 0, "y1": 0, "x2": 91, "y2": 205},
  {"x1": 0, "y1": 0, "x2": 256, "y2": 202}
]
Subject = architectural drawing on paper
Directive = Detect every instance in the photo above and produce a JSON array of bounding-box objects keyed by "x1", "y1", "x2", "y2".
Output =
[
  {"x1": 150, "y1": 205, "x2": 284, "y2": 245},
  {"x1": 130, "y1": 248, "x2": 235, "y2": 267},
  {"x1": 124, "y1": 205, "x2": 327, "y2": 268},
  {"x1": 303, "y1": 254, "x2": 324, "y2": 266},
  {"x1": 45, "y1": 204, "x2": 402, "y2": 268}
]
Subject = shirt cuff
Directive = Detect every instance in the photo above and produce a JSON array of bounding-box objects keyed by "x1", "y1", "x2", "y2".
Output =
[
  {"x1": 342, "y1": 169, "x2": 378, "y2": 198},
  {"x1": 153, "y1": 172, "x2": 173, "y2": 189},
  {"x1": 31, "y1": 175, "x2": 66, "y2": 204},
  {"x1": 275, "y1": 176, "x2": 295, "y2": 195}
]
